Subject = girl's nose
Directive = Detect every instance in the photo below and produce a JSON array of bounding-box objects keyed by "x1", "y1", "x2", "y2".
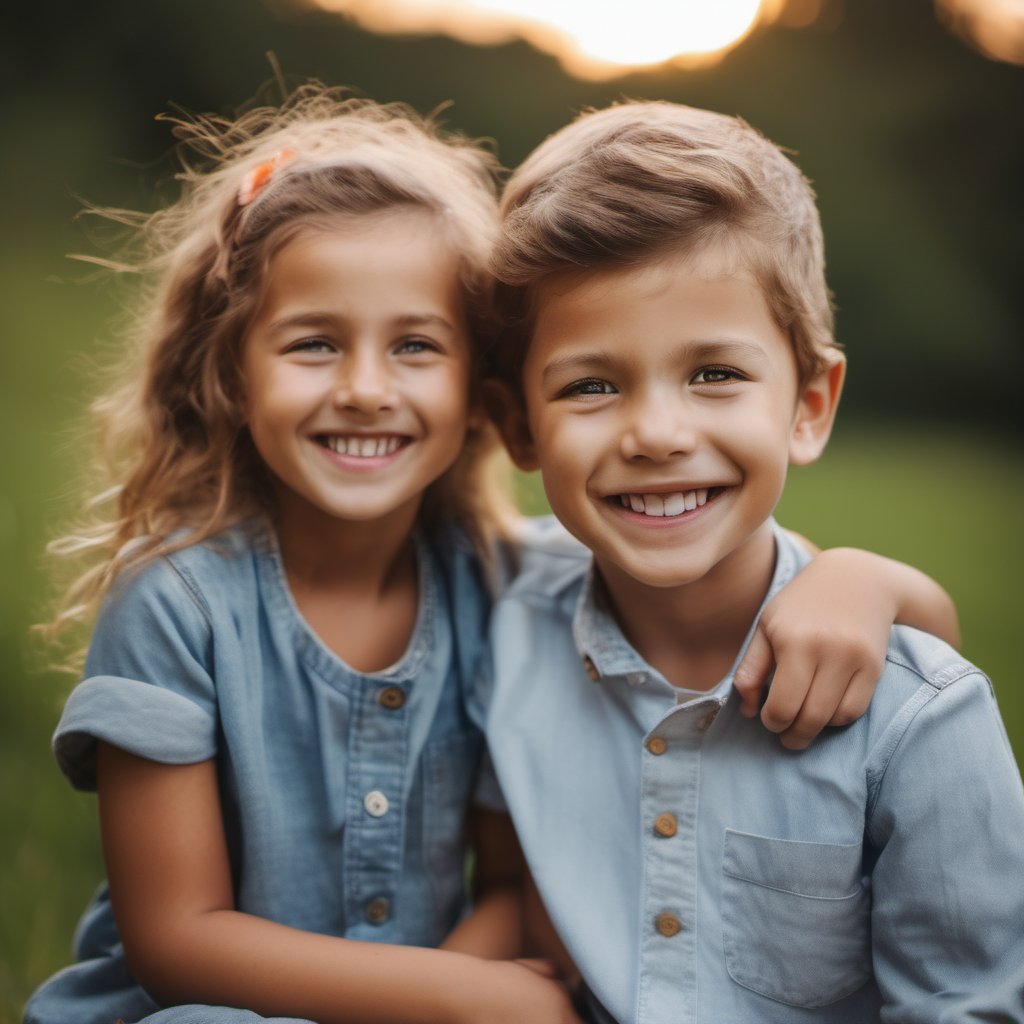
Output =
[
  {"x1": 334, "y1": 351, "x2": 396, "y2": 414},
  {"x1": 619, "y1": 389, "x2": 699, "y2": 462}
]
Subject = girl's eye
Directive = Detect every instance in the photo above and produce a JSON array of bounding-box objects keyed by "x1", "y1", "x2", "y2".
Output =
[
  {"x1": 692, "y1": 365, "x2": 745, "y2": 385},
  {"x1": 287, "y1": 337, "x2": 334, "y2": 355},
  {"x1": 559, "y1": 378, "x2": 617, "y2": 398},
  {"x1": 395, "y1": 337, "x2": 440, "y2": 356}
]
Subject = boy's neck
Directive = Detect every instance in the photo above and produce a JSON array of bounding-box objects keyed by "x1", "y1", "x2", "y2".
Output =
[{"x1": 594, "y1": 522, "x2": 777, "y2": 692}]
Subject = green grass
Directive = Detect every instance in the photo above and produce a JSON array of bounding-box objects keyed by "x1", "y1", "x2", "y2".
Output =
[{"x1": 3, "y1": 248, "x2": 1022, "y2": 1020}]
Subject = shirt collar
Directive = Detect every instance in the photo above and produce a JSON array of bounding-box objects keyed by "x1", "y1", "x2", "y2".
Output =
[{"x1": 571, "y1": 519, "x2": 810, "y2": 694}]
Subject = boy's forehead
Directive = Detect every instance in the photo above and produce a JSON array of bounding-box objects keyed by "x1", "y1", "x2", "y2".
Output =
[{"x1": 532, "y1": 241, "x2": 763, "y2": 319}]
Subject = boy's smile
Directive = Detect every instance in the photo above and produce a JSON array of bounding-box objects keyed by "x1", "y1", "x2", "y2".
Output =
[{"x1": 515, "y1": 243, "x2": 836, "y2": 601}]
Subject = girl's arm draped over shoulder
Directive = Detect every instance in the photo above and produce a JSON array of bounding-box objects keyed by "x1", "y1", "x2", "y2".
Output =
[
  {"x1": 732, "y1": 545, "x2": 960, "y2": 750},
  {"x1": 97, "y1": 744, "x2": 582, "y2": 1024}
]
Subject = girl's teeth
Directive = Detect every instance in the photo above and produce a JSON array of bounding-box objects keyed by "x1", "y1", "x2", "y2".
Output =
[
  {"x1": 643, "y1": 493, "x2": 665, "y2": 516},
  {"x1": 327, "y1": 436, "x2": 402, "y2": 456},
  {"x1": 622, "y1": 489, "x2": 714, "y2": 516}
]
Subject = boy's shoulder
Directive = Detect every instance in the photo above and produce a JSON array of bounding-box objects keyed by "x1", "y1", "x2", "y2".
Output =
[
  {"x1": 884, "y1": 624, "x2": 986, "y2": 694},
  {"x1": 496, "y1": 514, "x2": 591, "y2": 606},
  {"x1": 868, "y1": 624, "x2": 995, "y2": 730}
]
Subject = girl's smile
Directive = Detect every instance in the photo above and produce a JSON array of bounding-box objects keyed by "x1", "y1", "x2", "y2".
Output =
[{"x1": 243, "y1": 209, "x2": 473, "y2": 535}]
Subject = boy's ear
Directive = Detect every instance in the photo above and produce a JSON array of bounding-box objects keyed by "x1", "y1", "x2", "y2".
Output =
[
  {"x1": 481, "y1": 378, "x2": 540, "y2": 471},
  {"x1": 789, "y1": 355, "x2": 846, "y2": 466}
]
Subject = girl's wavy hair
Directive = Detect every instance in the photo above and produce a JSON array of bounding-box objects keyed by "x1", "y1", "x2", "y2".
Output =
[{"x1": 44, "y1": 82, "x2": 514, "y2": 659}]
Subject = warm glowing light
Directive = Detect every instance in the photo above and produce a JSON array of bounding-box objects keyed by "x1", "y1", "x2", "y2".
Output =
[
  {"x1": 307, "y1": 0, "x2": 771, "y2": 77},
  {"x1": 935, "y1": 0, "x2": 1024, "y2": 65}
]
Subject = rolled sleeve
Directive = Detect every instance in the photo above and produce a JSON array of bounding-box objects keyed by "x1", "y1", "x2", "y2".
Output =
[
  {"x1": 54, "y1": 555, "x2": 219, "y2": 791},
  {"x1": 55, "y1": 676, "x2": 217, "y2": 790}
]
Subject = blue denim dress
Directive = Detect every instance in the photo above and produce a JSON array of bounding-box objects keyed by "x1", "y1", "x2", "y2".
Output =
[{"x1": 25, "y1": 520, "x2": 494, "y2": 1024}]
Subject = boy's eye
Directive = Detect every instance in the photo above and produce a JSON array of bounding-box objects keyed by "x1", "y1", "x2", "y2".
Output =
[
  {"x1": 692, "y1": 365, "x2": 745, "y2": 385},
  {"x1": 559, "y1": 378, "x2": 618, "y2": 399}
]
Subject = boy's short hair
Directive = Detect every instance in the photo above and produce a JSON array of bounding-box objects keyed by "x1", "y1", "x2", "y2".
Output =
[{"x1": 493, "y1": 101, "x2": 838, "y2": 386}]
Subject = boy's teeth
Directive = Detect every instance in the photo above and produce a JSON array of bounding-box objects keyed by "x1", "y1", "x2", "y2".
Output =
[
  {"x1": 326, "y1": 436, "x2": 402, "y2": 456},
  {"x1": 663, "y1": 493, "x2": 685, "y2": 516},
  {"x1": 621, "y1": 489, "x2": 711, "y2": 517}
]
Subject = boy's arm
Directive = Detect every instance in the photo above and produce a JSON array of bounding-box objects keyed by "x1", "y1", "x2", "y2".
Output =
[
  {"x1": 98, "y1": 744, "x2": 581, "y2": 1024},
  {"x1": 869, "y1": 672, "x2": 1024, "y2": 1021},
  {"x1": 734, "y1": 546, "x2": 960, "y2": 749}
]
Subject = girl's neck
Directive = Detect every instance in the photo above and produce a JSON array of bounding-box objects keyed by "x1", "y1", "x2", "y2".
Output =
[
  {"x1": 270, "y1": 491, "x2": 423, "y2": 673},
  {"x1": 272, "y1": 489, "x2": 421, "y2": 596}
]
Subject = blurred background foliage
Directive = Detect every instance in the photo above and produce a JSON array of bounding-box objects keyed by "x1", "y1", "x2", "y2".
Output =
[{"x1": 1, "y1": 0, "x2": 1021, "y2": 1017}]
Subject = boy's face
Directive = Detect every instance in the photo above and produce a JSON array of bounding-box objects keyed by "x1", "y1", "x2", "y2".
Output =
[{"x1": 503, "y1": 244, "x2": 841, "y2": 592}]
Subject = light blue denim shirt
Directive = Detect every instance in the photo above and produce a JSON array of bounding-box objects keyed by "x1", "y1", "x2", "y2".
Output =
[
  {"x1": 484, "y1": 520, "x2": 1024, "y2": 1024},
  {"x1": 25, "y1": 520, "x2": 493, "y2": 1024}
]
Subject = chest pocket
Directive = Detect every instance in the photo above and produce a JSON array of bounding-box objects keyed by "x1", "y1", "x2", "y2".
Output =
[
  {"x1": 422, "y1": 729, "x2": 484, "y2": 918},
  {"x1": 721, "y1": 829, "x2": 872, "y2": 1008}
]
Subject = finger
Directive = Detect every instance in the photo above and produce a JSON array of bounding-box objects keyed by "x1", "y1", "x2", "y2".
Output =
[
  {"x1": 758, "y1": 646, "x2": 814, "y2": 734},
  {"x1": 829, "y1": 667, "x2": 878, "y2": 727},
  {"x1": 777, "y1": 664, "x2": 847, "y2": 750},
  {"x1": 733, "y1": 626, "x2": 774, "y2": 718},
  {"x1": 515, "y1": 958, "x2": 561, "y2": 979}
]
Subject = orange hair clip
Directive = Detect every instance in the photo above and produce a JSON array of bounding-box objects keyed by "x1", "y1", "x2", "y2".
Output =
[{"x1": 237, "y1": 148, "x2": 296, "y2": 207}]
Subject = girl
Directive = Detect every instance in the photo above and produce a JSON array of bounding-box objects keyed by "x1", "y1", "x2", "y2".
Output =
[{"x1": 26, "y1": 84, "x2": 958, "y2": 1024}]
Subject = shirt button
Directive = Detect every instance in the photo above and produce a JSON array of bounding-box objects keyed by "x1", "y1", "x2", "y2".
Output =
[
  {"x1": 653, "y1": 812, "x2": 678, "y2": 838},
  {"x1": 655, "y1": 912, "x2": 682, "y2": 937},
  {"x1": 363, "y1": 790, "x2": 389, "y2": 817},
  {"x1": 365, "y1": 897, "x2": 391, "y2": 924},
  {"x1": 582, "y1": 655, "x2": 600, "y2": 682},
  {"x1": 378, "y1": 686, "x2": 406, "y2": 710},
  {"x1": 646, "y1": 736, "x2": 667, "y2": 756}
]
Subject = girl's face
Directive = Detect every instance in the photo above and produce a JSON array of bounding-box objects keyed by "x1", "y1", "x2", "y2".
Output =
[{"x1": 243, "y1": 210, "x2": 474, "y2": 535}]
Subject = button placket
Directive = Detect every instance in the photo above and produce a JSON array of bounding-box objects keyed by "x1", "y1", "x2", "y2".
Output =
[
  {"x1": 344, "y1": 678, "x2": 410, "y2": 936},
  {"x1": 639, "y1": 707, "x2": 702, "y2": 1019}
]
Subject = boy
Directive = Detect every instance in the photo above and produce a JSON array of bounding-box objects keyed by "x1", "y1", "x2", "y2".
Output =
[{"x1": 482, "y1": 102, "x2": 1024, "y2": 1023}]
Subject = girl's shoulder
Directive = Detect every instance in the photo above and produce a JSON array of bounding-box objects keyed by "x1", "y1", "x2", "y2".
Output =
[{"x1": 89, "y1": 521, "x2": 269, "y2": 662}]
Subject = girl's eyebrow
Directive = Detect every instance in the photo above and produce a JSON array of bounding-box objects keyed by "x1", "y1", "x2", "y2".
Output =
[
  {"x1": 266, "y1": 311, "x2": 458, "y2": 333},
  {"x1": 393, "y1": 313, "x2": 458, "y2": 333}
]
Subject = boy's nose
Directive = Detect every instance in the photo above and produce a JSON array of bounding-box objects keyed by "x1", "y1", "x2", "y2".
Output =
[
  {"x1": 334, "y1": 352, "x2": 396, "y2": 413},
  {"x1": 619, "y1": 391, "x2": 699, "y2": 462}
]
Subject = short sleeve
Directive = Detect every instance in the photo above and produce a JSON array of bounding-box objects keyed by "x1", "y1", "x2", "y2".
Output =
[{"x1": 54, "y1": 556, "x2": 219, "y2": 791}]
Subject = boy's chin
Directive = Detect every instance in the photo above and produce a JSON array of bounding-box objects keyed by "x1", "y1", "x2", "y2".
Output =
[{"x1": 594, "y1": 552, "x2": 718, "y2": 592}]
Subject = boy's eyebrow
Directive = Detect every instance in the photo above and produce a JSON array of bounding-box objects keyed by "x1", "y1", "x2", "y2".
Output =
[
  {"x1": 540, "y1": 351, "x2": 620, "y2": 385},
  {"x1": 686, "y1": 339, "x2": 772, "y2": 364}
]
